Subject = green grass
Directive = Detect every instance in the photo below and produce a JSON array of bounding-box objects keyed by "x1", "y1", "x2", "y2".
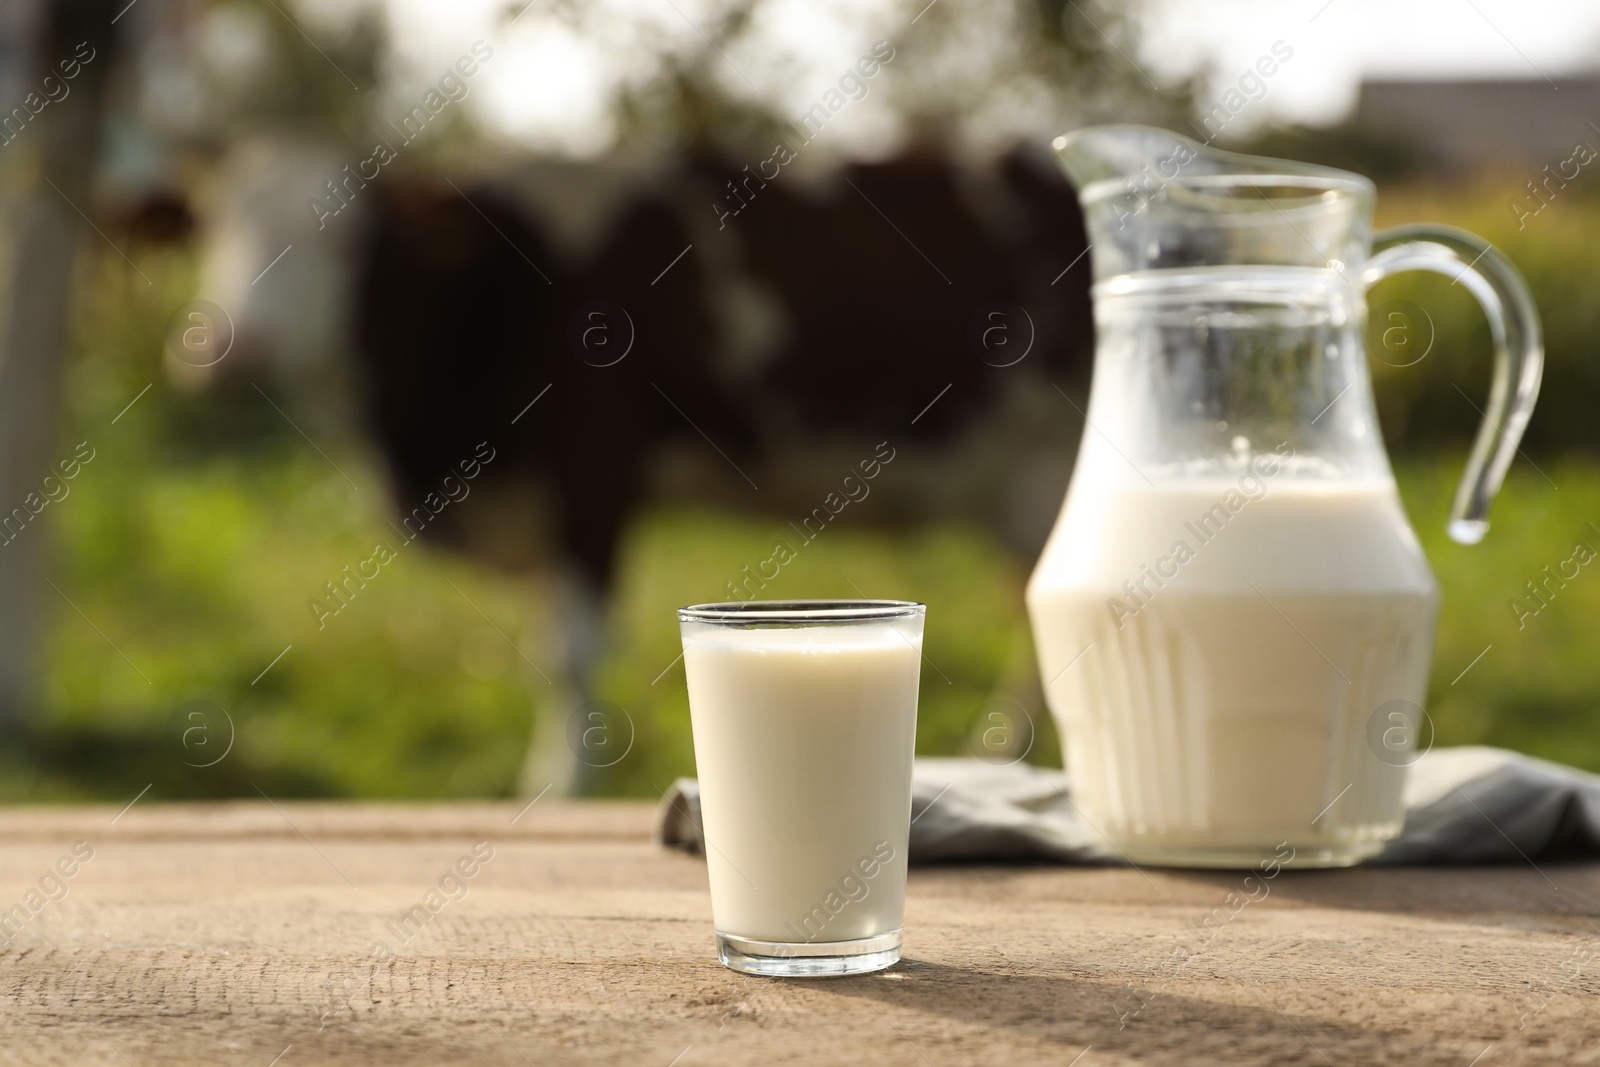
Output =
[
  {"x1": 13, "y1": 433, "x2": 1598, "y2": 801},
  {"x1": 1400, "y1": 455, "x2": 1600, "y2": 770},
  {"x1": 25, "y1": 442, "x2": 543, "y2": 801}
]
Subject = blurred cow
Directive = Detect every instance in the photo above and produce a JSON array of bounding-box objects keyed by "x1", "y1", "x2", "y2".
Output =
[{"x1": 204, "y1": 141, "x2": 1095, "y2": 792}]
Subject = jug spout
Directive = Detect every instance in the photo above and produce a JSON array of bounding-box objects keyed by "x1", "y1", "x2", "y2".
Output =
[
  {"x1": 1051, "y1": 124, "x2": 1234, "y2": 191},
  {"x1": 1051, "y1": 125, "x2": 1374, "y2": 282}
]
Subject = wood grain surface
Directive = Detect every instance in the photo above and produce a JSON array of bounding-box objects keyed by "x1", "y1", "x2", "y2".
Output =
[{"x1": 1, "y1": 799, "x2": 1596, "y2": 1066}]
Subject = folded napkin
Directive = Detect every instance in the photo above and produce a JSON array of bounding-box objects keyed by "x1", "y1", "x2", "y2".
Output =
[{"x1": 655, "y1": 746, "x2": 1600, "y2": 864}]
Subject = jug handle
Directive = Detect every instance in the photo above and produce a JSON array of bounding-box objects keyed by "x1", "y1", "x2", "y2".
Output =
[{"x1": 1363, "y1": 225, "x2": 1544, "y2": 545}]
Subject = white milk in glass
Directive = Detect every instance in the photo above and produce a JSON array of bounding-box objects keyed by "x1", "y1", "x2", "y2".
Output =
[
  {"x1": 682, "y1": 619, "x2": 921, "y2": 946},
  {"x1": 1027, "y1": 470, "x2": 1438, "y2": 866}
]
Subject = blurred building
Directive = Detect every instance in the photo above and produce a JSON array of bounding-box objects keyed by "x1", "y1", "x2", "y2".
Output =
[{"x1": 1352, "y1": 75, "x2": 1600, "y2": 172}]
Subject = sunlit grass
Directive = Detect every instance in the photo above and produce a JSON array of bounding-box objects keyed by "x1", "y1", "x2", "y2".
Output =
[{"x1": 17, "y1": 436, "x2": 1598, "y2": 802}]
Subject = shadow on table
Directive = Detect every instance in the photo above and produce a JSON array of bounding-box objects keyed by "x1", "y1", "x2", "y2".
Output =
[
  {"x1": 1155, "y1": 865, "x2": 1600, "y2": 926},
  {"x1": 812, "y1": 958, "x2": 1459, "y2": 1066}
]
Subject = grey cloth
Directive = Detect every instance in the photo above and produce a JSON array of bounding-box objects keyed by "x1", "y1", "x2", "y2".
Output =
[{"x1": 655, "y1": 746, "x2": 1600, "y2": 865}]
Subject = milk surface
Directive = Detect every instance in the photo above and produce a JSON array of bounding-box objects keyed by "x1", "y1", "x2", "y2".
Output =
[
  {"x1": 1027, "y1": 476, "x2": 1439, "y2": 863},
  {"x1": 682, "y1": 621, "x2": 921, "y2": 942}
]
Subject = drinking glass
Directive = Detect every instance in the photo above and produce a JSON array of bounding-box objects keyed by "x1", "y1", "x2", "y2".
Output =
[{"x1": 678, "y1": 600, "x2": 924, "y2": 977}]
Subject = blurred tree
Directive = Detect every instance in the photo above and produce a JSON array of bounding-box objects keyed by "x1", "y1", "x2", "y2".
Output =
[
  {"x1": 0, "y1": 0, "x2": 119, "y2": 738},
  {"x1": 0, "y1": 0, "x2": 390, "y2": 740},
  {"x1": 525, "y1": 0, "x2": 1194, "y2": 161}
]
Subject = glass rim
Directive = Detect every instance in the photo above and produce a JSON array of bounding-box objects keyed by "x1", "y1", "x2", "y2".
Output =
[
  {"x1": 677, "y1": 599, "x2": 925, "y2": 625},
  {"x1": 1078, "y1": 171, "x2": 1373, "y2": 210}
]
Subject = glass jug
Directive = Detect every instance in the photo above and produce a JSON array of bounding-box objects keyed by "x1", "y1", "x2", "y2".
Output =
[{"x1": 1026, "y1": 126, "x2": 1542, "y2": 868}]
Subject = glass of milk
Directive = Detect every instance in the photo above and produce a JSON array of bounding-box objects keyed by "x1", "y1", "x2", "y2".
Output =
[{"x1": 678, "y1": 600, "x2": 925, "y2": 977}]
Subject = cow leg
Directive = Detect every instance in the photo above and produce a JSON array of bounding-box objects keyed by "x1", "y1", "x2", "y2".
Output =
[{"x1": 519, "y1": 567, "x2": 608, "y2": 796}]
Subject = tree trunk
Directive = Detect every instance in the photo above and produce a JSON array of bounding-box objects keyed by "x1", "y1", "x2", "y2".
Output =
[{"x1": 0, "y1": 0, "x2": 117, "y2": 737}]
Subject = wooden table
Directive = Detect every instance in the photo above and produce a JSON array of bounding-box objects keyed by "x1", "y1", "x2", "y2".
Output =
[{"x1": 2, "y1": 800, "x2": 1596, "y2": 1066}]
